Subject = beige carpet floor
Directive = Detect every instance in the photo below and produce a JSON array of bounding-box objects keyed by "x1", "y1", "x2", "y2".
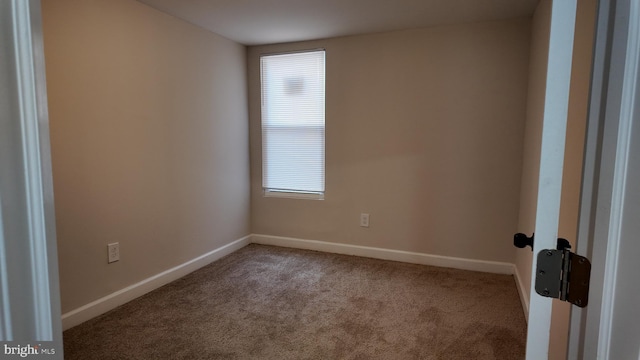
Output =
[{"x1": 63, "y1": 244, "x2": 526, "y2": 359}]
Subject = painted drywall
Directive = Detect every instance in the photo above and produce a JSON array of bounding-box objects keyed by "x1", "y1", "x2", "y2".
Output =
[
  {"x1": 41, "y1": 0, "x2": 250, "y2": 313},
  {"x1": 514, "y1": 0, "x2": 596, "y2": 358},
  {"x1": 514, "y1": 0, "x2": 551, "y2": 318},
  {"x1": 249, "y1": 19, "x2": 531, "y2": 263}
]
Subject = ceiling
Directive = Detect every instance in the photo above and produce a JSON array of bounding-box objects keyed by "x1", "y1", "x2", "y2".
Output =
[{"x1": 137, "y1": 0, "x2": 539, "y2": 46}]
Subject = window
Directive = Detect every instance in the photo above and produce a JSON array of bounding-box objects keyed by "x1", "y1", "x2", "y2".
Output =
[{"x1": 260, "y1": 50, "x2": 326, "y2": 199}]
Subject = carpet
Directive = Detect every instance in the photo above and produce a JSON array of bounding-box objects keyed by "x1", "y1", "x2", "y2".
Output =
[{"x1": 63, "y1": 244, "x2": 526, "y2": 359}]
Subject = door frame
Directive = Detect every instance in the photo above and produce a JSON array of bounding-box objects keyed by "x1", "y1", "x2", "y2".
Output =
[
  {"x1": 568, "y1": 0, "x2": 640, "y2": 358},
  {"x1": 0, "y1": 0, "x2": 63, "y2": 353}
]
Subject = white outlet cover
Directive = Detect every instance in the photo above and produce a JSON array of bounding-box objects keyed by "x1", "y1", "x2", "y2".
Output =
[
  {"x1": 107, "y1": 243, "x2": 120, "y2": 263},
  {"x1": 360, "y1": 213, "x2": 370, "y2": 228}
]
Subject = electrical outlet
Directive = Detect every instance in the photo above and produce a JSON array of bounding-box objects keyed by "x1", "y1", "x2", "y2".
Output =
[
  {"x1": 107, "y1": 243, "x2": 119, "y2": 263},
  {"x1": 360, "y1": 213, "x2": 370, "y2": 228}
]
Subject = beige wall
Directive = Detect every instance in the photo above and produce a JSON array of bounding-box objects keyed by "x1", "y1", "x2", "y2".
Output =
[
  {"x1": 515, "y1": 0, "x2": 551, "y2": 318},
  {"x1": 42, "y1": 0, "x2": 250, "y2": 313},
  {"x1": 515, "y1": 0, "x2": 596, "y2": 358},
  {"x1": 249, "y1": 19, "x2": 531, "y2": 263}
]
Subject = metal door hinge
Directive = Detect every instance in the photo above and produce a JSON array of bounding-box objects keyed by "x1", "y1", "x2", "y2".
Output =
[{"x1": 535, "y1": 247, "x2": 591, "y2": 307}]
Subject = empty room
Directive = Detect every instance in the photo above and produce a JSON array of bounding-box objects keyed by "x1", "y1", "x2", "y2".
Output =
[{"x1": 13, "y1": 0, "x2": 640, "y2": 359}]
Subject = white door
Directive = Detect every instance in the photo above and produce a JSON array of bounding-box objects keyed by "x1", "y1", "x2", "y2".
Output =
[
  {"x1": 525, "y1": 0, "x2": 578, "y2": 358},
  {"x1": 530, "y1": 0, "x2": 640, "y2": 358},
  {"x1": 0, "y1": 0, "x2": 63, "y2": 357}
]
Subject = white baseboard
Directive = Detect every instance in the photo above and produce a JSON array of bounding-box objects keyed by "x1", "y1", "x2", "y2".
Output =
[
  {"x1": 251, "y1": 234, "x2": 516, "y2": 275},
  {"x1": 62, "y1": 234, "x2": 527, "y2": 330},
  {"x1": 61, "y1": 235, "x2": 251, "y2": 330},
  {"x1": 514, "y1": 265, "x2": 530, "y2": 322}
]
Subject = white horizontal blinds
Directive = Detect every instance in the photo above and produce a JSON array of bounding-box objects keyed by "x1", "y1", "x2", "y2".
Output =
[{"x1": 261, "y1": 50, "x2": 326, "y2": 194}]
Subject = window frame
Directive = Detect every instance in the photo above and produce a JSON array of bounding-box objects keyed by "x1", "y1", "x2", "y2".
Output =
[{"x1": 259, "y1": 49, "x2": 326, "y2": 200}]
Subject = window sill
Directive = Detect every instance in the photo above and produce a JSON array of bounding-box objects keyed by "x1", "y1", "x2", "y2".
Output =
[{"x1": 263, "y1": 189, "x2": 324, "y2": 200}]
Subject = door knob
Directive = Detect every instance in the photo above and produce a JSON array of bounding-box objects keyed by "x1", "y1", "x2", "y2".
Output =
[
  {"x1": 514, "y1": 233, "x2": 572, "y2": 251},
  {"x1": 514, "y1": 233, "x2": 534, "y2": 250}
]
